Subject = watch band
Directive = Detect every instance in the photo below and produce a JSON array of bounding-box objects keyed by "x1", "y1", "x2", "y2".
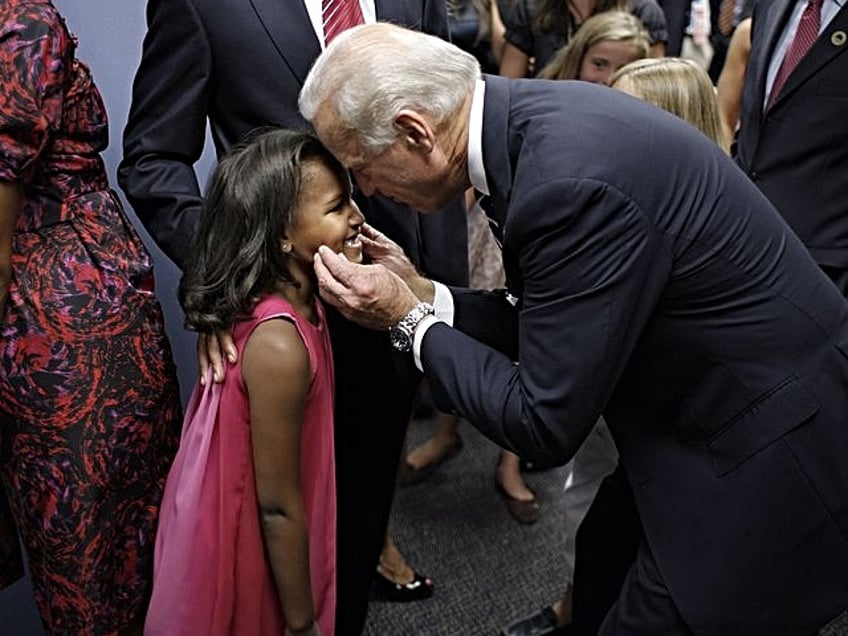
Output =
[{"x1": 389, "y1": 302, "x2": 435, "y2": 352}]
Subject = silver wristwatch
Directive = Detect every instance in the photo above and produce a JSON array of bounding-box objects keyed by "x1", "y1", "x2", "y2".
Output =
[{"x1": 388, "y1": 302, "x2": 435, "y2": 353}]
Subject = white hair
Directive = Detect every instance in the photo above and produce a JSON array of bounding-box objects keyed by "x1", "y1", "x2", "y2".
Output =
[{"x1": 299, "y1": 23, "x2": 481, "y2": 153}]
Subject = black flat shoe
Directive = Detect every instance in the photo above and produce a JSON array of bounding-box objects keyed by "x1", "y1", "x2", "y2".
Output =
[
  {"x1": 501, "y1": 606, "x2": 571, "y2": 636},
  {"x1": 372, "y1": 570, "x2": 434, "y2": 602}
]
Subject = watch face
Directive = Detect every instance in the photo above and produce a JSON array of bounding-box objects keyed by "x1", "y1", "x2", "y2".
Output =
[{"x1": 389, "y1": 327, "x2": 412, "y2": 352}]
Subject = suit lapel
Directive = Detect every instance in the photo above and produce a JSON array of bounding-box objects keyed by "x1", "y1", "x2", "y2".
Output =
[
  {"x1": 771, "y1": 1, "x2": 848, "y2": 109},
  {"x1": 479, "y1": 75, "x2": 525, "y2": 296},
  {"x1": 248, "y1": 0, "x2": 322, "y2": 86},
  {"x1": 754, "y1": 0, "x2": 794, "y2": 110}
]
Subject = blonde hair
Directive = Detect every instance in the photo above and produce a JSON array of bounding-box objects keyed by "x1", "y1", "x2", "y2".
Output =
[
  {"x1": 609, "y1": 57, "x2": 726, "y2": 151},
  {"x1": 538, "y1": 11, "x2": 650, "y2": 80}
]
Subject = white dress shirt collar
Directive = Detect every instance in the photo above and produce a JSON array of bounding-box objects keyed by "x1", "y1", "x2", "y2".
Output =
[{"x1": 467, "y1": 79, "x2": 490, "y2": 196}]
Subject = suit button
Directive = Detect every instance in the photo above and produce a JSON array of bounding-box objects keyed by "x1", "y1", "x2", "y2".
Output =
[{"x1": 750, "y1": 171, "x2": 759, "y2": 181}]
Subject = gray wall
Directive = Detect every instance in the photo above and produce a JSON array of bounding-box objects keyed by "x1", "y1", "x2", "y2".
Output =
[{"x1": 0, "y1": 2, "x2": 215, "y2": 631}]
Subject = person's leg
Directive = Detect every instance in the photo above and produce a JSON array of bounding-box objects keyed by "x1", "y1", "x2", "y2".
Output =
[
  {"x1": 597, "y1": 541, "x2": 692, "y2": 636},
  {"x1": 329, "y1": 310, "x2": 420, "y2": 635},
  {"x1": 373, "y1": 532, "x2": 434, "y2": 602},
  {"x1": 560, "y1": 419, "x2": 620, "y2": 619},
  {"x1": 570, "y1": 465, "x2": 642, "y2": 636},
  {"x1": 496, "y1": 449, "x2": 541, "y2": 524},
  {"x1": 500, "y1": 419, "x2": 620, "y2": 635},
  {"x1": 820, "y1": 265, "x2": 848, "y2": 298},
  {"x1": 404, "y1": 411, "x2": 463, "y2": 471}
]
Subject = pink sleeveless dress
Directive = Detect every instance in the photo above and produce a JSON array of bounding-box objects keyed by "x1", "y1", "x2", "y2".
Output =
[{"x1": 145, "y1": 294, "x2": 336, "y2": 635}]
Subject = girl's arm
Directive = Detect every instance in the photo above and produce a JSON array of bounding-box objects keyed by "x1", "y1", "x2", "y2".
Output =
[
  {"x1": 0, "y1": 183, "x2": 23, "y2": 324},
  {"x1": 716, "y1": 18, "x2": 751, "y2": 154},
  {"x1": 243, "y1": 317, "x2": 320, "y2": 636}
]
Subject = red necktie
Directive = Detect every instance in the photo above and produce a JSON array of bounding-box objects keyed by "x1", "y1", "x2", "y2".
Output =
[
  {"x1": 323, "y1": 0, "x2": 364, "y2": 45},
  {"x1": 768, "y1": 0, "x2": 823, "y2": 108}
]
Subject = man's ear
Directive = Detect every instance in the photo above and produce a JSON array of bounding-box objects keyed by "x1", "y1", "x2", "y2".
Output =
[{"x1": 393, "y1": 110, "x2": 435, "y2": 153}]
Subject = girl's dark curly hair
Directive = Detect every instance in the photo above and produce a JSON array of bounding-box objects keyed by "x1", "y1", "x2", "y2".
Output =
[{"x1": 179, "y1": 128, "x2": 347, "y2": 333}]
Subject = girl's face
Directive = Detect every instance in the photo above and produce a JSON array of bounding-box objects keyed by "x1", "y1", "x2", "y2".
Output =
[
  {"x1": 579, "y1": 40, "x2": 643, "y2": 85},
  {"x1": 287, "y1": 158, "x2": 365, "y2": 264}
]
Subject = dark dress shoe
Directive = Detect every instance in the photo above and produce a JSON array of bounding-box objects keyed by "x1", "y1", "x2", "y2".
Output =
[
  {"x1": 495, "y1": 480, "x2": 541, "y2": 525},
  {"x1": 501, "y1": 606, "x2": 571, "y2": 636},
  {"x1": 372, "y1": 570, "x2": 434, "y2": 602}
]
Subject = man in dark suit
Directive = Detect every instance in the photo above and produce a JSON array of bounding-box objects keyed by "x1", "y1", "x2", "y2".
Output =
[
  {"x1": 117, "y1": 2, "x2": 468, "y2": 634},
  {"x1": 736, "y1": 0, "x2": 848, "y2": 295},
  {"x1": 302, "y1": 23, "x2": 848, "y2": 635}
]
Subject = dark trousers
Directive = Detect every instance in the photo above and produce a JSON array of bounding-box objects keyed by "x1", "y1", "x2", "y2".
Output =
[
  {"x1": 821, "y1": 265, "x2": 848, "y2": 298},
  {"x1": 328, "y1": 308, "x2": 420, "y2": 635},
  {"x1": 571, "y1": 464, "x2": 641, "y2": 635}
]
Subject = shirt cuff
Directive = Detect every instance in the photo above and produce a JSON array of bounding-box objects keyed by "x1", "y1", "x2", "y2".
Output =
[
  {"x1": 412, "y1": 282, "x2": 453, "y2": 371},
  {"x1": 432, "y1": 281, "x2": 455, "y2": 325},
  {"x1": 412, "y1": 314, "x2": 442, "y2": 371}
]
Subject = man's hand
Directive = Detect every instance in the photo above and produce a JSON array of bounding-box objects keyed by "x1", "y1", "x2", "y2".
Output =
[
  {"x1": 360, "y1": 223, "x2": 418, "y2": 279},
  {"x1": 314, "y1": 245, "x2": 420, "y2": 329},
  {"x1": 197, "y1": 330, "x2": 238, "y2": 385},
  {"x1": 360, "y1": 223, "x2": 436, "y2": 303}
]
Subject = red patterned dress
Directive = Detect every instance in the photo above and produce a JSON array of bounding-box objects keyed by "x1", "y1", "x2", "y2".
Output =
[{"x1": 0, "y1": 1, "x2": 181, "y2": 633}]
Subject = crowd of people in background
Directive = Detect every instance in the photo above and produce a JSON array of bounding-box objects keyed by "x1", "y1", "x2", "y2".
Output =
[{"x1": 0, "y1": 0, "x2": 846, "y2": 635}]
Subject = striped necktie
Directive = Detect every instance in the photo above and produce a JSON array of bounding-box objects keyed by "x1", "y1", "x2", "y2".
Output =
[
  {"x1": 768, "y1": 0, "x2": 823, "y2": 108},
  {"x1": 323, "y1": 0, "x2": 364, "y2": 45},
  {"x1": 717, "y1": 0, "x2": 737, "y2": 36},
  {"x1": 474, "y1": 192, "x2": 502, "y2": 249}
]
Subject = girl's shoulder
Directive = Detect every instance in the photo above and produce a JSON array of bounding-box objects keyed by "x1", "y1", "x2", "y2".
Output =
[
  {"x1": 251, "y1": 293, "x2": 298, "y2": 322},
  {"x1": 238, "y1": 293, "x2": 326, "y2": 350}
]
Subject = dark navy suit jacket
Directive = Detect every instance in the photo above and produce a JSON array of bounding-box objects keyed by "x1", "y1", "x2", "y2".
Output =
[
  {"x1": 737, "y1": 0, "x2": 848, "y2": 269},
  {"x1": 423, "y1": 76, "x2": 848, "y2": 634}
]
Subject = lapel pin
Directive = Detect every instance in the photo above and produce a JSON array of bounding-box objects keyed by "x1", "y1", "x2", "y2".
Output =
[{"x1": 832, "y1": 30, "x2": 847, "y2": 46}]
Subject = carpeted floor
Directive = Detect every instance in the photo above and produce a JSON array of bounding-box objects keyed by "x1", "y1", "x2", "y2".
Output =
[
  {"x1": 0, "y1": 415, "x2": 571, "y2": 636},
  {"x1": 364, "y1": 416, "x2": 571, "y2": 636}
]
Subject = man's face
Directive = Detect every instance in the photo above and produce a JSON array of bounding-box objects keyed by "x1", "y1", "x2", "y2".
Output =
[{"x1": 313, "y1": 106, "x2": 457, "y2": 212}]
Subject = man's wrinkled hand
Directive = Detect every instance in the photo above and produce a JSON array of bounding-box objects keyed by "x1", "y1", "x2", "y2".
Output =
[
  {"x1": 359, "y1": 224, "x2": 436, "y2": 303},
  {"x1": 314, "y1": 245, "x2": 419, "y2": 330},
  {"x1": 360, "y1": 223, "x2": 419, "y2": 281}
]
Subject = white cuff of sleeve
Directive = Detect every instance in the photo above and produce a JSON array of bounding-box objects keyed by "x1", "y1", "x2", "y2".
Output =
[
  {"x1": 432, "y1": 281, "x2": 455, "y2": 325},
  {"x1": 412, "y1": 315, "x2": 442, "y2": 371}
]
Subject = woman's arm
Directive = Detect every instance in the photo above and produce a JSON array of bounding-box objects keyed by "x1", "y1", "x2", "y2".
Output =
[
  {"x1": 499, "y1": 41, "x2": 531, "y2": 77},
  {"x1": 489, "y1": 0, "x2": 508, "y2": 64},
  {"x1": 0, "y1": 183, "x2": 23, "y2": 324},
  {"x1": 716, "y1": 18, "x2": 752, "y2": 153},
  {"x1": 243, "y1": 317, "x2": 320, "y2": 636}
]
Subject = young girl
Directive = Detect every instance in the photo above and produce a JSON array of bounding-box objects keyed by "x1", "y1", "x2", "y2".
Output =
[
  {"x1": 538, "y1": 10, "x2": 651, "y2": 83},
  {"x1": 609, "y1": 57, "x2": 726, "y2": 151},
  {"x1": 499, "y1": 0, "x2": 666, "y2": 78},
  {"x1": 145, "y1": 129, "x2": 364, "y2": 636}
]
